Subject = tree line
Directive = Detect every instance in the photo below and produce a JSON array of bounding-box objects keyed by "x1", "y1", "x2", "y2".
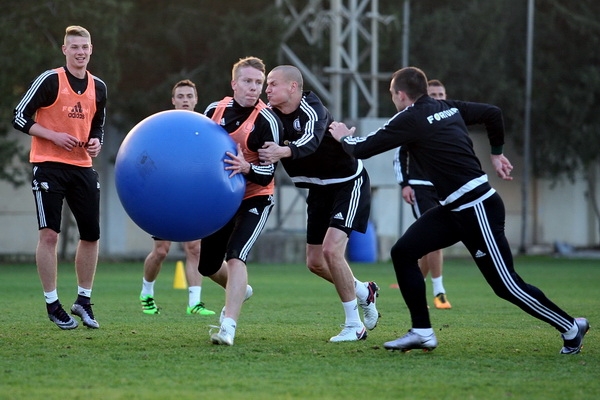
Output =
[{"x1": 2, "y1": 0, "x2": 599, "y2": 193}]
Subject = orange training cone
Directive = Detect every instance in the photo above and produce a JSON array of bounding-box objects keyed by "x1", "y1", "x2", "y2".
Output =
[{"x1": 173, "y1": 260, "x2": 187, "y2": 289}]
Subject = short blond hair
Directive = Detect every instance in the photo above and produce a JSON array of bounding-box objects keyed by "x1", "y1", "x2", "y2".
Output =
[
  {"x1": 64, "y1": 25, "x2": 91, "y2": 45},
  {"x1": 232, "y1": 57, "x2": 265, "y2": 81}
]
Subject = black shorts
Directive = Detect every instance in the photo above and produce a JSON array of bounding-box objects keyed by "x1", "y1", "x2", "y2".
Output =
[
  {"x1": 411, "y1": 185, "x2": 440, "y2": 219},
  {"x1": 198, "y1": 195, "x2": 274, "y2": 276},
  {"x1": 31, "y1": 163, "x2": 100, "y2": 241},
  {"x1": 306, "y1": 168, "x2": 371, "y2": 245}
]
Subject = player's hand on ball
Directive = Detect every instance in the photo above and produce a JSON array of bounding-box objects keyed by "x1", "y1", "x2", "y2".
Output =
[{"x1": 225, "y1": 143, "x2": 250, "y2": 177}]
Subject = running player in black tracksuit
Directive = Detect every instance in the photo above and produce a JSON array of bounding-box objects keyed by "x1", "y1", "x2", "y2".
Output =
[
  {"x1": 393, "y1": 79, "x2": 452, "y2": 310},
  {"x1": 329, "y1": 66, "x2": 589, "y2": 354}
]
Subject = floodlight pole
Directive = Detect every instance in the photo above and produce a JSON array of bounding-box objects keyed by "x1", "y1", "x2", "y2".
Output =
[
  {"x1": 401, "y1": 0, "x2": 410, "y2": 68},
  {"x1": 399, "y1": 0, "x2": 410, "y2": 237},
  {"x1": 520, "y1": 0, "x2": 534, "y2": 254}
]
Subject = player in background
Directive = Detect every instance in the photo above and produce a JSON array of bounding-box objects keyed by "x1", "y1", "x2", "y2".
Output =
[{"x1": 139, "y1": 79, "x2": 215, "y2": 316}]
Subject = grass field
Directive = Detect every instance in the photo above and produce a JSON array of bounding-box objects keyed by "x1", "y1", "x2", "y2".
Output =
[{"x1": 0, "y1": 255, "x2": 597, "y2": 399}]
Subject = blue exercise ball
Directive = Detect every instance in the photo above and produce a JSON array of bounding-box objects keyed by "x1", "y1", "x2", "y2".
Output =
[
  {"x1": 348, "y1": 220, "x2": 378, "y2": 263},
  {"x1": 115, "y1": 110, "x2": 245, "y2": 241}
]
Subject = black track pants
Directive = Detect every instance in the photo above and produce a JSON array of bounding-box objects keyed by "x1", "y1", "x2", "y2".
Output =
[{"x1": 390, "y1": 192, "x2": 574, "y2": 332}]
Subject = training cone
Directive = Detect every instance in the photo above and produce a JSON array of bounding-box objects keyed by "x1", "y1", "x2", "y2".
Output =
[{"x1": 173, "y1": 260, "x2": 187, "y2": 289}]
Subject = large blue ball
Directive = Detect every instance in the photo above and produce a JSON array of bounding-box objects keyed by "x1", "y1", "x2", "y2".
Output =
[{"x1": 115, "y1": 110, "x2": 245, "y2": 241}]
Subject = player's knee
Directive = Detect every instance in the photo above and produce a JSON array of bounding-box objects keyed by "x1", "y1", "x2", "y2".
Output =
[
  {"x1": 39, "y1": 228, "x2": 59, "y2": 247},
  {"x1": 391, "y1": 241, "x2": 419, "y2": 267},
  {"x1": 321, "y1": 242, "x2": 344, "y2": 265},
  {"x1": 306, "y1": 262, "x2": 324, "y2": 276},
  {"x1": 183, "y1": 241, "x2": 200, "y2": 258},
  {"x1": 153, "y1": 246, "x2": 170, "y2": 261},
  {"x1": 492, "y1": 287, "x2": 512, "y2": 301},
  {"x1": 150, "y1": 240, "x2": 170, "y2": 257},
  {"x1": 390, "y1": 241, "x2": 406, "y2": 261},
  {"x1": 306, "y1": 251, "x2": 323, "y2": 273}
]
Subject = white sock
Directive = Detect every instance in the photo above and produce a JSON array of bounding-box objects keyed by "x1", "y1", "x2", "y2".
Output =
[
  {"x1": 188, "y1": 286, "x2": 201, "y2": 307},
  {"x1": 222, "y1": 317, "x2": 237, "y2": 337},
  {"x1": 77, "y1": 286, "x2": 92, "y2": 298},
  {"x1": 342, "y1": 299, "x2": 362, "y2": 326},
  {"x1": 562, "y1": 321, "x2": 579, "y2": 339},
  {"x1": 431, "y1": 276, "x2": 446, "y2": 297},
  {"x1": 413, "y1": 328, "x2": 434, "y2": 337},
  {"x1": 141, "y1": 278, "x2": 155, "y2": 297},
  {"x1": 44, "y1": 290, "x2": 58, "y2": 304},
  {"x1": 354, "y1": 279, "x2": 368, "y2": 301}
]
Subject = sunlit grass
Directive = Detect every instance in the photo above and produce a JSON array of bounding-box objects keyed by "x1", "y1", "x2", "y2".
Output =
[{"x1": 0, "y1": 256, "x2": 598, "y2": 399}]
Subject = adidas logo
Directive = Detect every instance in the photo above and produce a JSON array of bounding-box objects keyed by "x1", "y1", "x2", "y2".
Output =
[
  {"x1": 70, "y1": 102, "x2": 83, "y2": 113},
  {"x1": 248, "y1": 208, "x2": 259, "y2": 215},
  {"x1": 67, "y1": 102, "x2": 85, "y2": 119},
  {"x1": 475, "y1": 250, "x2": 487, "y2": 258},
  {"x1": 333, "y1": 212, "x2": 344, "y2": 220}
]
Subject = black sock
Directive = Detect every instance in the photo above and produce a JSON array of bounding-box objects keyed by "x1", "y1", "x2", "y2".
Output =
[
  {"x1": 76, "y1": 295, "x2": 91, "y2": 305},
  {"x1": 46, "y1": 300, "x2": 60, "y2": 313}
]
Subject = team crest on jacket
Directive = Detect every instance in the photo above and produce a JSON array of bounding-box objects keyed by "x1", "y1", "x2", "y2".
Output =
[
  {"x1": 293, "y1": 117, "x2": 301, "y2": 132},
  {"x1": 243, "y1": 121, "x2": 255, "y2": 134}
]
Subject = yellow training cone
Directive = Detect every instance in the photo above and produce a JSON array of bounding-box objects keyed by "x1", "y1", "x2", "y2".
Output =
[{"x1": 173, "y1": 260, "x2": 187, "y2": 289}]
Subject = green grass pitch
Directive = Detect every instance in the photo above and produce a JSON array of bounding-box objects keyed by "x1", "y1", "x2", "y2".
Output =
[{"x1": 0, "y1": 256, "x2": 598, "y2": 399}]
